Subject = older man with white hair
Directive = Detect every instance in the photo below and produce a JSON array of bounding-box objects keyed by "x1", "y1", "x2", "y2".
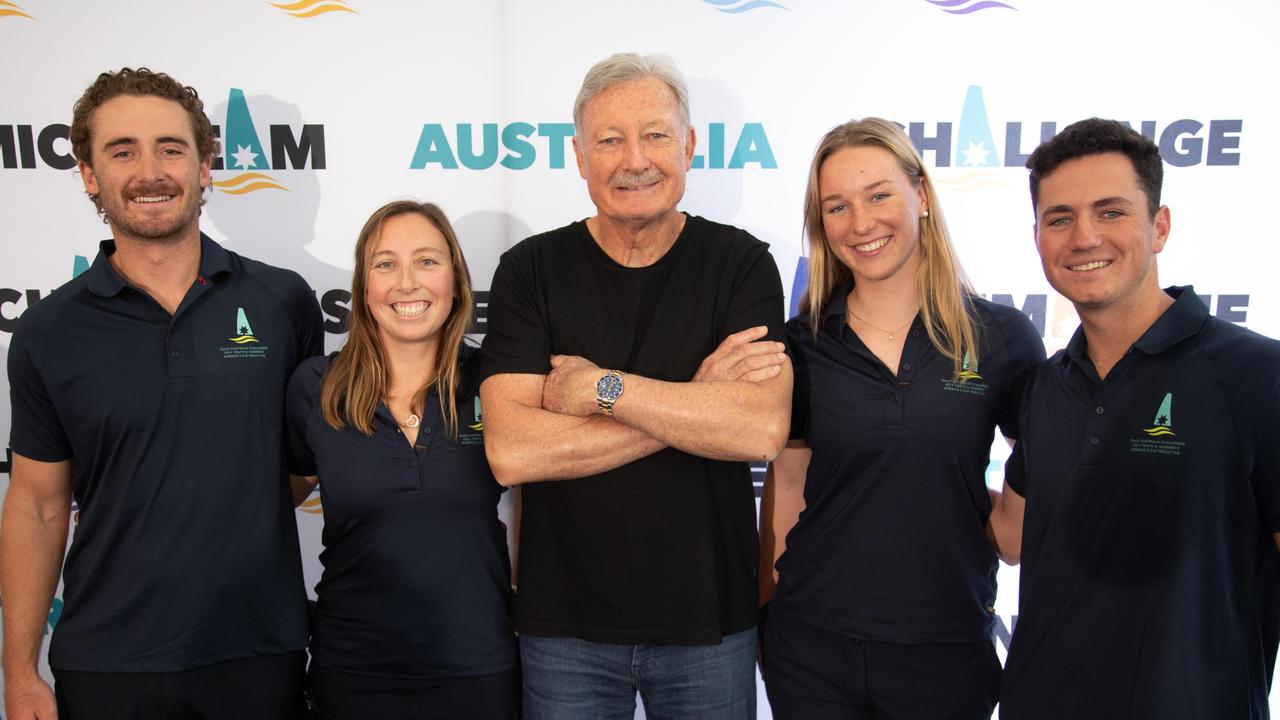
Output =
[{"x1": 480, "y1": 53, "x2": 791, "y2": 719}]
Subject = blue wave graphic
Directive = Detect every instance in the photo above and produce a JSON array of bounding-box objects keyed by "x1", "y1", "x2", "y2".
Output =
[
  {"x1": 926, "y1": 0, "x2": 1016, "y2": 13},
  {"x1": 702, "y1": 0, "x2": 788, "y2": 13}
]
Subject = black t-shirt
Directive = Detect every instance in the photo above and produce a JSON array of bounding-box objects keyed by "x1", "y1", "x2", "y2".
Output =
[
  {"x1": 7, "y1": 235, "x2": 321, "y2": 672},
  {"x1": 1001, "y1": 287, "x2": 1280, "y2": 719},
  {"x1": 286, "y1": 346, "x2": 516, "y2": 679},
  {"x1": 776, "y1": 287, "x2": 1043, "y2": 643},
  {"x1": 480, "y1": 214, "x2": 785, "y2": 644}
]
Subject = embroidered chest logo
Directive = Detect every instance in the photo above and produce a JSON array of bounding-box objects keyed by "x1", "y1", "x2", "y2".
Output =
[
  {"x1": 219, "y1": 307, "x2": 269, "y2": 359},
  {"x1": 1130, "y1": 392, "x2": 1184, "y2": 456},
  {"x1": 461, "y1": 395, "x2": 484, "y2": 445},
  {"x1": 941, "y1": 352, "x2": 989, "y2": 396}
]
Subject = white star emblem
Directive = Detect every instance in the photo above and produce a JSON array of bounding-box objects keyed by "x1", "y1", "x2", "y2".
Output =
[
  {"x1": 960, "y1": 141, "x2": 991, "y2": 167},
  {"x1": 232, "y1": 144, "x2": 260, "y2": 170}
]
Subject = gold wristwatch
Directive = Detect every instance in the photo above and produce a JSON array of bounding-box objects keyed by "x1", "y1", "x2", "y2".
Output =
[{"x1": 595, "y1": 369, "x2": 624, "y2": 416}]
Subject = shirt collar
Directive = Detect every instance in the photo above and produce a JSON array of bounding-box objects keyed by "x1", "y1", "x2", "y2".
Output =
[
  {"x1": 818, "y1": 279, "x2": 855, "y2": 330},
  {"x1": 1061, "y1": 285, "x2": 1208, "y2": 368},
  {"x1": 86, "y1": 232, "x2": 232, "y2": 298}
]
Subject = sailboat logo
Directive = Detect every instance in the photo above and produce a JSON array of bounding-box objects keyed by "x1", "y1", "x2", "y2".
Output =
[
  {"x1": 468, "y1": 396, "x2": 484, "y2": 432},
  {"x1": 229, "y1": 307, "x2": 260, "y2": 344},
  {"x1": 1142, "y1": 393, "x2": 1175, "y2": 437},
  {"x1": 956, "y1": 85, "x2": 1000, "y2": 168},
  {"x1": 212, "y1": 89, "x2": 290, "y2": 195},
  {"x1": 954, "y1": 352, "x2": 983, "y2": 381}
]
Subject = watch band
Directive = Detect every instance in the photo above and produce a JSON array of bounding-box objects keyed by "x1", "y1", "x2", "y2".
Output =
[{"x1": 596, "y1": 369, "x2": 624, "y2": 416}]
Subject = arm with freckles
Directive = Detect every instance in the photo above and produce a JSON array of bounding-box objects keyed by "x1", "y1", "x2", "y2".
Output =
[
  {"x1": 542, "y1": 347, "x2": 791, "y2": 463},
  {"x1": 481, "y1": 373, "x2": 666, "y2": 486},
  {"x1": 483, "y1": 326, "x2": 788, "y2": 485}
]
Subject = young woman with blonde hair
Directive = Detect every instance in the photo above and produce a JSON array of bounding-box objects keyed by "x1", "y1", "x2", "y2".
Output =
[{"x1": 759, "y1": 118, "x2": 1043, "y2": 719}]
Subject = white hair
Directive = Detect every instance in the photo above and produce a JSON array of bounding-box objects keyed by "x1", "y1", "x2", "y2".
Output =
[{"x1": 573, "y1": 53, "x2": 691, "y2": 134}]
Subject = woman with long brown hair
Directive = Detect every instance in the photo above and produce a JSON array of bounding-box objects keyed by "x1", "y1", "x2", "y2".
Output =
[
  {"x1": 286, "y1": 201, "x2": 517, "y2": 719},
  {"x1": 758, "y1": 119, "x2": 1043, "y2": 719}
]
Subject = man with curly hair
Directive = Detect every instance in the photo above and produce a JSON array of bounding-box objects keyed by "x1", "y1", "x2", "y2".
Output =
[{"x1": 1, "y1": 68, "x2": 322, "y2": 720}]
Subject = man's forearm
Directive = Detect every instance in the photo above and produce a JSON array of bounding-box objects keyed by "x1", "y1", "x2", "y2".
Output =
[
  {"x1": 611, "y1": 366, "x2": 792, "y2": 462},
  {"x1": 483, "y1": 382, "x2": 665, "y2": 486},
  {"x1": 986, "y1": 482, "x2": 1025, "y2": 565},
  {"x1": 0, "y1": 493, "x2": 70, "y2": 680}
]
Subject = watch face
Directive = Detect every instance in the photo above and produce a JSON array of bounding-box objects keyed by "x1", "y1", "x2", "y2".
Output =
[{"x1": 596, "y1": 373, "x2": 623, "y2": 401}]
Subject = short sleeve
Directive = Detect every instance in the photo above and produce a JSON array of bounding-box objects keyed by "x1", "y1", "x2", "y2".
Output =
[
  {"x1": 1004, "y1": 419, "x2": 1029, "y2": 498},
  {"x1": 479, "y1": 245, "x2": 552, "y2": 382},
  {"x1": 996, "y1": 308, "x2": 1048, "y2": 440},
  {"x1": 285, "y1": 356, "x2": 326, "y2": 477},
  {"x1": 720, "y1": 242, "x2": 786, "y2": 344},
  {"x1": 7, "y1": 316, "x2": 71, "y2": 462},
  {"x1": 1255, "y1": 378, "x2": 1280, "y2": 534},
  {"x1": 785, "y1": 318, "x2": 811, "y2": 442},
  {"x1": 288, "y1": 274, "x2": 324, "y2": 361}
]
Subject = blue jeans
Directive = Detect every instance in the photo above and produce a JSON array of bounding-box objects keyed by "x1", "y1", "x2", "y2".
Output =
[{"x1": 520, "y1": 628, "x2": 757, "y2": 720}]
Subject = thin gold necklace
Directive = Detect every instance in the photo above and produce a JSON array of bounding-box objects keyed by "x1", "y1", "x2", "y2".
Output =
[
  {"x1": 846, "y1": 304, "x2": 916, "y2": 341},
  {"x1": 388, "y1": 396, "x2": 421, "y2": 428}
]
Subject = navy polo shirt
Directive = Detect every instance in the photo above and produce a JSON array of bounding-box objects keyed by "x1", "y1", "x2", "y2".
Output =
[
  {"x1": 286, "y1": 346, "x2": 516, "y2": 679},
  {"x1": 1001, "y1": 287, "x2": 1280, "y2": 719},
  {"x1": 7, "y1": 233, "x2": 322, "y2": 672},
  {"x1": 774, "y1": 285, "x2": 1044, "y2": 643}
]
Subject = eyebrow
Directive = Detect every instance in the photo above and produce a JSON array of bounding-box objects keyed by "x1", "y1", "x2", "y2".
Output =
[
  {"x1": 821, "y1": 179, "x2": 890, "y2": 204},
  {"x1": 102, "y1": 135, "x2": 192, "y2": 150},
  {"x1": 370, "y1": 246, "x2": 444, "y2": 258},
  {"x1": 1041, "y1": 196, "x2": 1132, "y2": 217},
  {"x1": 1091, "y1": 196, "x2": 1132, "y2": 209}
]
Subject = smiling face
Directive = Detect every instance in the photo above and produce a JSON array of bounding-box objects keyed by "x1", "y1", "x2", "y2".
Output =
[
  {"x1": 818, "y1": 145, "x2": 927, "y2": 286},
  {"x1": 79, "y1": 94, "x2": 211, "y2": 244},
  {"x1": 365, "y1": 213, "x2": 456, "y2": 353},
  {"x1": 1034, "y1": 151, "x2": 1171, "y2": 314},
  {"x1": 572, "y1": 76, "x2": 695, "y2": 228}
]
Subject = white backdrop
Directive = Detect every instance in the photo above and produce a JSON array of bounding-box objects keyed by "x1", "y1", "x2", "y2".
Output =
[{"x1": 1, "y1": 1, "x2": 1278, "y2": 717}]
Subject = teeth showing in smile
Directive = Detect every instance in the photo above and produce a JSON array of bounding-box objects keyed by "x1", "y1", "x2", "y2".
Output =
[
  {"x1": 1070, "y1": 260, "x2": 1111, "y2": 272},
  {"x1": 855, "y1": 237, "x2": 888, "y2": 253},
  {"x1": 132, "y1": 195, "x2": 173, "y2": 203},
  {"x1": 391, "y1": 301, "x2": 429, "y2": 318}
]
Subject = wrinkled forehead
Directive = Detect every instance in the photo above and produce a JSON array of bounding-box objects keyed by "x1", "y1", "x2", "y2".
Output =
[{"x1": 580, "y1": 78, "x2": 685, "y2": 131}]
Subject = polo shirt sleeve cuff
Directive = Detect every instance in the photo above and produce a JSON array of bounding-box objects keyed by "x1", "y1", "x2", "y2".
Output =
[{"x1": 7, "y1": 445, "x2": 73, "y2": 464}]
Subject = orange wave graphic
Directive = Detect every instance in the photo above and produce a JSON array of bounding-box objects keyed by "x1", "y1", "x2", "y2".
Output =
[
  {"x1": 270, "y1": 0, "x2": 357, "y2": 18},
  {"x1": 213, "y1": 172, "x2": 289, "y2": 194},
  {"x1": 300, "y1": 495, "x2": 323, "y2": 515},
  {"x1": 0, "y1": 1, "x2": 34, "y2": 20}
]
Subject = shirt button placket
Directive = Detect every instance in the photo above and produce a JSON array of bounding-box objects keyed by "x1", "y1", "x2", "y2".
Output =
[{"x1": 1082, "y1": 402, "x2": 1107, "y2": 462}]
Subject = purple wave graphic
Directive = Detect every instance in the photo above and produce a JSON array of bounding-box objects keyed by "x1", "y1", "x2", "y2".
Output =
[
  {"x1": 925, "y1": 0, "x2": 1017, "y2": 12},
  {"x1": 701, "y1": 0, "x2": 789, "y2": 12}
]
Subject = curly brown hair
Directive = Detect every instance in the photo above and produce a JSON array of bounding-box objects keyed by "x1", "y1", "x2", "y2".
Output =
[{"x1": 70, "y1": 67, "x2": 219, "y2": 168}]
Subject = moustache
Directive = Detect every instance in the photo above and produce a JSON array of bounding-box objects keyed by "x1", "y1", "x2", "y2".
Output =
[
  {"x1": 610, "y1": 168, "x2": 665, "y2": 189},
  {"x1": 127, "y1": 181, "x2": 183, "y2": 198}
]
